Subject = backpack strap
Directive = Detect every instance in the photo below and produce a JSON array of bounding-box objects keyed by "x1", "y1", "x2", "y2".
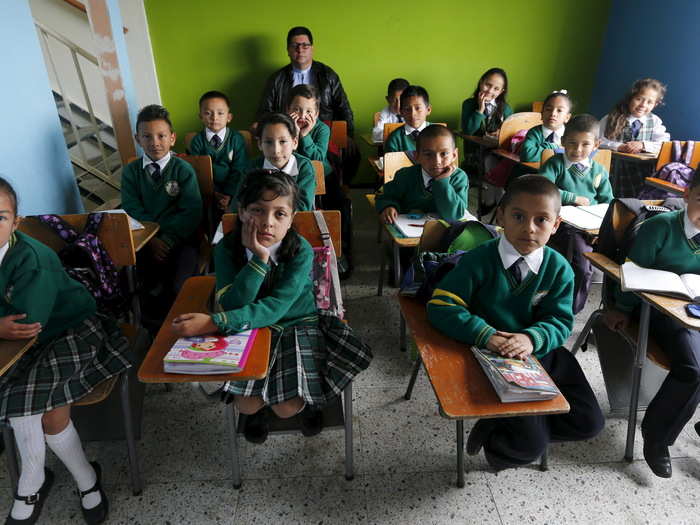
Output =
[
  {"x1": 672, "y1": 140, "x2": 682, "y2": 163},
  {"x1": 682, "y1": 141, "x2": 695, "y2": 166},
  {"x1": 37, "y1": 214, "x2": 79, "y2": 243},
  {"x1": 84, "y1": 213, "x2": 104, "y2": 235},
  {"x1": 312, "y1": 211, "x2": 344, "y2": 318}
]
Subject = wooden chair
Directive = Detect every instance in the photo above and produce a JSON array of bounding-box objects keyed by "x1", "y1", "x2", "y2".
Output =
[
  {"x1": 383, "y1": 122, "x2": 404, "y2": 143},
  {"x1": 532, "y1": 101, "x2": 544, "y2": 113},
  {"x1": 644, "y1": 141, "x2": 700, "y2": 196},
  {"x1": 179, "y1": 155, "x2": 215, "y2": 273},
  {"x1": 383, "y1": 151, "x2": 414, "y2": 183},
  {"x1": 540, "y1": 148, "x2": 612, "y2": 172},
  {"x1": 184, "y1": 131, "x2": 196, "y2": 151},
  {"x1": 330, "y1": 120, "x2": 348, "y2": 150},
  {"x1": 311, "y1": 160, "x2": 326, "y2": 209}
]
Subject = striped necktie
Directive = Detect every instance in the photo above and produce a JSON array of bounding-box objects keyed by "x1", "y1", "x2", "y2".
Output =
[
  {"x1": 426, "y1": 178, "x2": 433, "y2": 193},
  {"x1": 572, "y1": 162, "x2": 587, "y2": 173},
  {"x1": 149, "y1": 162, "x2": 162, "y2": 184},
  {"x1": 630, "y1": 119, "x2": 642, "y2": 139},
  {"x1": 509, "y1": 257, "x2": 524, "y2": 284},
  {"x1": 211, "y1": 134, "x2": 222, "y2": 148},
  {"x1": 545, "y1": 132, "x2": 556, "y2": 143},
  {"x1": 692, "y1": 233, "x2": 700, "y2": 245},
  {"x1": 411, "y1": 129, "x2": 420, "y2": 142}
]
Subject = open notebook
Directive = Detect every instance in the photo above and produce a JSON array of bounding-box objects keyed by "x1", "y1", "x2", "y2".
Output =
[
  {"x1": 621, "y1": 261, "x2": 700, "y2": 301},
  {"x1": 393, "y1": 211, "x2": 478, "y2": 238},
  {"x1": 559, "y1": 203, "x2": 609, "y2": 231}
]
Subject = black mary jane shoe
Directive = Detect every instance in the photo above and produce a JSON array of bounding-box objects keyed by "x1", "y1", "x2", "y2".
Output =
[
  {"x1": 244, "y1": 408, "x2": 270, "y2": 444},
  {"x1": 466, "y1": 419, "x2": 494, "y2": 456},
  {"x1": 300, "y1": 406, "x2": 324, "y2": 437},
  {"x1": 80, "y1": 461, "x2": 109, "y2": 525},
  {"x1": 643, "y1": 439, "x2": 672, "y2": 478},
  {"x1": 5, "y1": 468, "x2": 54, "y2": 525}
]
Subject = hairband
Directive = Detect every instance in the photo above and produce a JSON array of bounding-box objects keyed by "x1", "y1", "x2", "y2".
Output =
[{"x1": 551, "y1": 89, "x2": 568, "y2": 95}]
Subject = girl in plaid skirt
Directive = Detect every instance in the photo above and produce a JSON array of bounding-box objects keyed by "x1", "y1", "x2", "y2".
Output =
[
  {"x1": 0, "y1": 178, "x2": 131, "y2": 524},
  {"x1": 173, "y1": 170, "x2": 371, "y2": 444}
]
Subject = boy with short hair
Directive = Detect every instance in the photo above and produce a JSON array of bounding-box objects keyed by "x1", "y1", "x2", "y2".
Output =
[
  {"x1": 427, "y1": 175, "x2": 604, "y2": 470},
  {"x1": 383, "y1": 85, "x2": 432, "y2": 153},
  {"x1": 188, "y1": 90, "x2": 248, "y2": 210},
  {"x1": 287, "y1": 83, "x2": 331, "y2": 176},
  {"x1": 539, "y1": 114, "x2": 614, "y2": 314},
  {"x1": 122, "y1": 104, "x2": 203, "y2": 320},
  {"x1": 375, "y1": 125, "x2": 468, "y2": 223},
  {"x1": 372, "y1": 78, "x2": 410, "y2": 142}
]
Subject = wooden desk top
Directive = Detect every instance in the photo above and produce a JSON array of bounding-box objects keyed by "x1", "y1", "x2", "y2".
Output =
[
  {"x1": 399, "y1": 296, "x2": 569, "y2": 419},
  {"x1": 461, "y1": 134, "x2": 498, "y2": 149},
  {"x1": 138, "y1": 276, "x2": 271, "y2": 383},
  {"x1": 644, "y1": 177, "x2": 685, "y2": 196},
  {"x1": 585, "y1": 252, "x2": 700, "y2": 330},
  {"x1": 361, "y1": 132, "x2": 381, "y2": 146},
  {"x1": 492, "y1": 148, "x2": 539, "y2": 170},
  {"x1": 0, "y1": 337, "x2": 37, "y2": 377},
  {"x1": 132, "y1": 222, "x2": 159, "y2": 252},
  {"x1": 365, "y1": 194, "x2": 422, "y2": 247},
  {"x1": 368, "y1": 157, "x2": 383, "y2": 178},
  {"x1": 612, "y1": 151, "x2": 657, "y2": 162}
]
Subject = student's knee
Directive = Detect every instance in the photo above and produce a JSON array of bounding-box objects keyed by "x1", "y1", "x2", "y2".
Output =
[
  {"x1": 270, "y1": 398, "x2": 304, "y2": 419},
  {"x1": 577, "y1": 406, "x2": 605, "y2": 440},
  {"x1": 41, "y1": 406, "x2": 71, "y2": 435}
]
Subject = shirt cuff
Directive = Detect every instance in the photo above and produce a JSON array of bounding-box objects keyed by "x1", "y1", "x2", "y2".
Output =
[{"x1": 560, "y1": 190, "x2": 576, "y2": 205}]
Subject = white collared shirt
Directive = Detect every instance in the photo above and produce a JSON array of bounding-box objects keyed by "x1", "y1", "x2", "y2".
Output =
[
  {"x1": 246, "y1": 241, "x2": 281, "y2": 264},
  {"x1": 0, "y1": 241, "x2": 9, "y2": 266},
  {"x1": 205, "y1": 127, "x2": 227, "y2": 144},
  {"x1": 292, "y1": 66, "x2": 313, "y2": 87},
  {"x1": 498, "y1": 235, "x2": 544, "y2": 277},
  {"x1": 541, "y1": 125, "x2": 564, "y2": 145},
  {"x1": 598, "y1": 113, "x2": 669, "y2": 154},
  {"x1": 564, "y1": 155, "x2": 591, "y2": 171},
  {"x1": 403, "y1": 121, "x2": 428, "y2": 136},
  {"x1": 372, "y1": 106, "x2": 403, "y2": 142},
  {"x1": 683, "y1": 208, "x2": 700, "y2": 240},
  {"x1": 142, "y1": 152, "x2": 171, "y2": 175},
  {"x1": 421, "y1": 168, "x2": 432, "y2": 189},
  {"x1": 263, "y1": 156, "x2": 299, "y2": 176},
  {"x1": 484, "y1": 100, "x2": 497, "y2": 115}
]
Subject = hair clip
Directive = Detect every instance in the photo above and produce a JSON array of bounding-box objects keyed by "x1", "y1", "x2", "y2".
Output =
[{"x1": 551, "y1": 89, "x2": 568, "y2": 95}]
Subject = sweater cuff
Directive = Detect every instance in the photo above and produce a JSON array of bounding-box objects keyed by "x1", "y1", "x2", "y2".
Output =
[
  {"x1": 560, "y1": 190, "x2": 576, "y2": 205},
  {"x1": 211, "y1": 311, "x2": 251, "y2": 334},
  {"x1": 247, "y1": 256, "x2": 270, "y2": 278},
  {"x1": 474, "y1": 324, "x2": 497, "y2": 348},
  {"x1": 522, "y1": 327, "x2": 545, "y2": 355}
]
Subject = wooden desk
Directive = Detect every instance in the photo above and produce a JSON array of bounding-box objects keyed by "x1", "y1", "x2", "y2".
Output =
[
  {"x1": 492, "y1": 148, "x2": 540, "y2": 171},
  {"x1": 461, "y1": 134, "x2": 498, "y2": 149},
  {"x1": 399, "y1": 296, "x2": 569, "y2": 487},
  {"x1": 612, "y1": 151, "x2": 657, "y2": 162},
  {"x1": 644, "y1": 176, "x2": 685, "y2": 196},
  {"x1": 368, "y1": 156, "x2": 383, "y2": 180},
  {"x1": 138, "y1": 276, "x2": 271, "y2": 384},
  {"x1": 132, "y1": 222, "x2": 159, "y2": 252},
  {"x1": 361, "y1": 132, "x2": 381, "y2": 147},
  {"x1": 0, "y1": 337, "x2": 37, "y2": 377}
]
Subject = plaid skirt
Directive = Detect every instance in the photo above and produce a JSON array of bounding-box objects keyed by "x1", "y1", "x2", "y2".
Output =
[
  {"x1": 0, "y1": 314, "x2": 132, "y2": 420},
  {"x1": 223, "y1": 313, "x2": 373, "y2": 406},
  {"x1": 609, "y1": 155, "x2": 656, "y2": 198}
]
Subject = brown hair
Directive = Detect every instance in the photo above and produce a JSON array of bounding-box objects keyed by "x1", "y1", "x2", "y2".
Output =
[{"x1": 604, "y1": 78, "x2": 667, "y2": 140}]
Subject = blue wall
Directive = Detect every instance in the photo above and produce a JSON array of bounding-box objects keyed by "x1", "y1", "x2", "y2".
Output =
[
  {"x1": 589, "y1": 0, "x2": 700, "y2": 141},
  {"x1": 0, "y1": 1, "x2": 82, "y2": 215}
]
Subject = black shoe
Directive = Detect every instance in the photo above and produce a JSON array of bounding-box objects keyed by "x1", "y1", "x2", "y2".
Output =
[
  {"x1": 300, "y1": 406, "x2": 323, "y2": 437},
  {"x1": 466, "y1": 420, "x2": 493, "y2": 456},
  {"x1": 5, "y1": 468, "x2": 54, "y2": 525},
  {"x1": 80, "y1": 462, "x2": 108, "y2": 525},
  {"x1": 643, "y1": 438, "x2": 672, "y2": 478},
  {"x1": 243, "y1": 408, "x2": 269, "y2": 444}
]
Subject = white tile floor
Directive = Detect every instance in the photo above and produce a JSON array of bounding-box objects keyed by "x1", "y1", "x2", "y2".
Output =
[{"x1": 3, "y1": 189, "x2": 699, "y2": 524}]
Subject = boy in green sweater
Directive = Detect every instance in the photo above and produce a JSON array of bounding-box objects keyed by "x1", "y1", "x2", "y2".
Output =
[
  {"x1": 603, "y1": 175, "x2": 700, "y2": 478},
  {"x1": 540, "y1": 114, "x2": 614, "y2": 314},
  {"x1": 427, "y1": 175, "x2": 604, "y2": 470},
  {"x1": 384, "y1": 85, "x2": 432, "y2": 153},
  {"x1": 122, "y1": 105, "x2": 203, "y2": 320},
  {"x1": 287, "y1": 84, "x2": 332, "y2": 176},
  {"x1": 188, "y1": 90, "x2": 248, "y2": 210}
]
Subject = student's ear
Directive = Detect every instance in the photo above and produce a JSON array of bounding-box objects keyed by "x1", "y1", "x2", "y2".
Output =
[
  {"x1": 13, "y1": 215, "x2": 21, "y2": 232},
  {"x1": 594, "y1": 137, "x2": 602, "y2": 149},
  {"x1": 563, "y1": 113, "x2": 572, "y2": 124},
  {"x1": 551, "y1": 215, "x2": 562, "y2": 234},
  {"x1": 426, "y1": 104, "x2": 432, "y2": 116},
  {"x1": 495, "y1": 205, "x2": 504, "y2": 227},
  {"x1": 292, "y1": 135, "x2": 299, "y2": 150},
  {"x1": 683, "y1": 186, "x2": 691, "y2": 205},
  {"x1": 169, "y1": 132, "x2": 177, "y2": 147},
  {"x1": 227, "y1": 112, "x2": 233, "y2": 124}
]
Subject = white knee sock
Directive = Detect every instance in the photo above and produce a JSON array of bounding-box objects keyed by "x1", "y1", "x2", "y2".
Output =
[
  {"x1": 45, "y1": 420, "x2": 100, "y2": 510},
  {"x1": 9, "y1": 414, "x2": 46, "y2": 520}
]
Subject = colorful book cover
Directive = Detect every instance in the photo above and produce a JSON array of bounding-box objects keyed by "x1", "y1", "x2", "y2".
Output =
[{"x1": 163, "y1": 330, "x2": 257, "y2": 372}]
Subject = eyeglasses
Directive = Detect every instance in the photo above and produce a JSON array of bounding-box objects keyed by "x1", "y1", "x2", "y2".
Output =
[{"x1": 289, "y1": 43, "x2": 312, "y2": 50}]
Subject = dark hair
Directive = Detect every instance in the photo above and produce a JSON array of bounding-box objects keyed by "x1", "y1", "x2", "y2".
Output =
[
  {"x1": 416, "y1": 124, "x2": 455, "y2": 151},
  {"x1": 689, "y1": 168, "x2": 700, "y2": 190},
  {"x1": 562, "y1": 114, "x2": 599, "y2": 138},
  {"x1": 287, "y1": 26, "x2": 313, "y2": 46},
  {"x1": 0, "y1": 176, "x2": 18, "y2": 215},
  {"x1": 256, "y1": 112, "x2": 298, "y2": 140},
  {"x1": 136, "y1": 104, "x2": 173, "y2": 133},
  {"x1": 500, "y1": 175, "x2": 561, "y2": 213},
  {"x1": 604, "y1": 78, "x2": 667, "y2": 140},
  {"x1": 199, "y1": 90, "x2": 230, "y2": 109},
  {"x1": 542, "y1": 90, "x2": 573, "y2": 112},
  {"x1": 400, "y1": 85, "x2": 430, "y2": 109},
  {"x1": 387, "y1": 78, "x2": 410, "y2": 96},
  {"x1": 231, "y1": 170, "x2": 301, "y2": 265},
  {"x1": 287, "y1": 84, "x2": 320, "y2": 112},
  {"x1": 471, "y1": 68, "x2": 509, "y2": 128}
]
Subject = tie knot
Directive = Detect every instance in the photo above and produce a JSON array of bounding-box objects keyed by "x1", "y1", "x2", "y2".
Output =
[
  {"x1": 545, "y1": 132, "x2": 556, "y2": 143},
  {"x1": 411, "y1": 129, "x2": 420, "y2": 141},
  {"x1": 630, "y1": 119, "x2": 642, "y2": 138},
  {"x1": 211, "y1": 134, "x2": 222, "y2": 148},
  {"x1": 426, "y1": 178, "x2": 433, "y2": 192},
  {"x1": 572, "y1": 162, "x2": 586, "y2": 173},
  {"x1": 149, "y1": 162, "x2": 161, "y2": 182},
  {"x1": 509, "y1": 257, "x2": 524, "y2": 284}
]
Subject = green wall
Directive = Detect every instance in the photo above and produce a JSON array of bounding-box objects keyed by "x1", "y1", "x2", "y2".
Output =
[{"x1": 145, "y1": 0, "x2": 610, "y2": 182}]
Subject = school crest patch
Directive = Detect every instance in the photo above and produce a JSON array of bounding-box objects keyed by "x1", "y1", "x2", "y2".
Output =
[
  {"x1": 165, "y1": 180, "x2": 180, "y2": 197},
  {"x1": 4, "y1": 284, "x2": 13, "y2": 303},
  {"x1": 593, "y1": 174, "x2": 602, "y2": 189},
  {"x1": 532, "y1": 290, "x2": 548, "y2": 306},
  {"x1": 228, "y1": 150, "x2": 234, "y2": 161}
]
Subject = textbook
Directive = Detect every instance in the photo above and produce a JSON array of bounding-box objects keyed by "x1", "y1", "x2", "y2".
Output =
[
  {"x1": 620, "y1": 261, "x2": 700, "y2": 301},
  {"x1": 163, "y1": 330, "x2": 257, "y2": 374},
  {"x1": 559, "y1": 203, "x2": 609, "y2": 231},
  {"x1": 471, "y1": 347, "x2": 560, "y2": 403}
]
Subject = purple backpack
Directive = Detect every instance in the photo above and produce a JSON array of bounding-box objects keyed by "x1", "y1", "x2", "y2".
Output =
[
  {"x1": 638, "y1": 141, "x2": 695, "y2": 199},
  {"x1": 37, "y1": 213, "x2": 127, "y2": 316}
]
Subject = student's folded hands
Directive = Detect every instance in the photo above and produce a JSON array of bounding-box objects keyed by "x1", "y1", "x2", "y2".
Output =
[
  {"x1": 172, "y1": 312, "x2": 218, "y2": 337},
  {"x1": 490, "y1": 331, "x2": 534, "y2": 359}
]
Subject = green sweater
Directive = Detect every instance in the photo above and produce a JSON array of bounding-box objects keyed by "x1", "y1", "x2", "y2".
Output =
[
  {"x1": 187, "y1": 127, "x2": 248, "y2": 197},
  {"x1": 297, "y1": 120, "x2": 332, "y2": 176},
  {"x1": 520, "y1": 125, "x2": 561, "y2": 163},
  {"x1": 375, "y1": 164, "x2": 469, "y2": 221},
  {"x1": 460, "y1": 98, "x2": 513, "y2": 136},
  {"x1": 248, "y1": 152, "x2": 317, "y2": 211},
  {"x1": 121, "y1": 156, "x2": 203, "y2": 248},
  {"x1": 211, "y1": 232, "x2": 317, "y2": 333},
  {"x1": 615, "y1": 209, "x2": 700, "y2": 312},
  {"x1": 0, "y1": 232, "x2": 95, "y2": 344},
  {"x1": 539, "y1": 154, "x2": 614, "y2": 206},
  {"x1": 427, "y1": 239, "x2": 574, "y2": 358},
  {"x1": 384, "y1": 123, "x2": 432, "y2": 153}
]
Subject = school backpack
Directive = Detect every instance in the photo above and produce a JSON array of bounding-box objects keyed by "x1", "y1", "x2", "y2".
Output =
[
  {"x1": 638, "y1": 141, "x2": 696, "y2": 200},
  {"x1": 37, "y1": 213, "x2": 127, "y2": 316},
  {"x1": 311, "y1": 210, "x2": 344, "y2": 318},
  {"x1": 484, "y1": 128, "x2": 529, "y2": 187}
]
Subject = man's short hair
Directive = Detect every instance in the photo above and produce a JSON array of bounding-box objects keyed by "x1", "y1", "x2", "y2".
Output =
[
  {"x1": 287, "y1": 26, "x2": 313, "y2": 46},
  {"x1": 387, "y1": 78, "x2": 410, "y2": 96}
]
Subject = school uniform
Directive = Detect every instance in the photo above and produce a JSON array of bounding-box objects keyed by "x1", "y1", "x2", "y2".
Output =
[
  {"x1": 375, "y1": 164, "x2": 469, "y2": 221},
  {"x1": 0, "y1": 232, "x2": 130, "y2": 420},
  {"x1": 460, "y1": 98, "x2": 513, "y2": 136},
  {"x1": 540, "y1": 153, "x2": 614, "y2": 313},
  {"x1": 615, "y1": 209, "x2": 700, "y2": 445},
  {"x1": 213, "y1": 232, "x2": 372, "y2": 406},
  {"x1": 427, "y1": 237, "x2": 604, "y2": 467},
  {"x1": 384, "y1": 121, "x2": 430, "y2": 153},
  {"x1": 599, "y1": 113, "x2": 670, "y2": 197},
  {"x1": 188, "y1": 127, "x2": 248, "y2": 198},
  {"x1": 372, "y1": 106, "x2": 402, "y2": 142},
  {"x1": 248, "y1": 153, "x2": 317, "y2": 211},
  {"x1": 297, "y1": 120, "x2": 332, "y2": 177},
  {"x1": 519, "y1": 125, "x2": 565, "y2": 163}
]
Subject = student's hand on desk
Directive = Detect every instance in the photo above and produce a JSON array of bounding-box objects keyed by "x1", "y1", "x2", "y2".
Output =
[
  {"x1": 618, "y1": 141, "x2": 643, "y2": 154},
  {"x1": 574, "y1": 196, "x2": 591, "y2": 206},
  {"x1": 0, "y1": 314, "x2": 41, "y2": 340},
  {"x1": 602, "y1": 309, "x2": 629, "y2": 332},
  {"x1": 150, "y1": 238, "x2": 171, "y2": 263},
  {"x1": 172, "y1": 313, "x2": 217, "y2": 337},
  {"x1": 493, "y1": 331, "x2": 534, "y2": 359},
  {"x1": 240, "y1": 214, "x2": 270, "y2": 263},
  {"x1": 380, "y1": 206, "x2": 398, "y2": 224},
  {"x1": 215, "y1": 191, "x2": 231, "y2": 211},
  {"x1": 486, "y1": 334, "x2": 510, "y2": 353}
]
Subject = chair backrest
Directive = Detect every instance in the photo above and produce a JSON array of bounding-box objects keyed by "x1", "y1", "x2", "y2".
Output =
[
  {"x1": 540, "y1": 148, "x2": 612, "y2": 172},
  {"x1": 610, "y1": 199, "x2": 664, "y2": 245},
  {"x1": 419, "y1": 220, "x2": 446, "y2": 252},
  {"x1": 655, "y1": 141, "x2": 700, "y2": 171},
  {"x1": 498, "y1": 112, "x2": 542, "y2": 148},
  {"x1": 184, "y1": 132, "x2": 196, "y2": 151},
  {"x1": 531, "y1": 101, "x2": 543, "y2": 113},
  {"x1": 19, "y1": 213, "x2": 136, "y2": 267},
  {"x1": 221, "y1": 210, "x2": 342, "y2": 256},
  {"x1": 383, "y1": 122, "x2": 404, "y2": 143},
  {"x1": 239, "y1": 129, "x2": 255, "y2": 157},
  {"x1": 373, "y1": 112, "x2": 382, "y2": 127},
  {"x1": 330, "y1": 121, "x2": 348, "y2": 149},
  {"x1": 180, "y1": 154, "x2": 214, "y2": 236},
  {"x1": 311, "y1": 160, "x2": 326, "y2": 195},
  {"x1": 384, "y1": 151, "x2": 414, "y2": 183}
]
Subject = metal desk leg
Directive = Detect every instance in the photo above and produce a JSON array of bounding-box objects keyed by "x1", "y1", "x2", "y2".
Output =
[
  {"x1": 2, "y1": 426, "x2": 18, "y2": 492},
  {"x1": 377, "y1": 247, "x2": 386, "y2": 297},
  {"x1": 404, "y1": 356, "x2": 422, "y2": 400},
  {"x1": 456, "y1": 420, "x2": 465, "y2": 488},
  {"x1": 126, "y1": 266, "x2": 141, "y2": 326},
  {"x1": 120, "y1": 373, "x2": 143, "y2": 495},
  {"x1": 344, "y1": 383, "x2": 354, "y2": 481},
  {"x1": 393, "y1": 242, "x2": 401, "y2": 289},
  {"x1": 226, "y1": 403, "x2": 242, "y2": 489},
  {"x1": 540, "y1": 448, "x2": 549, "y2": 471},
  {"x1": 399, "y1": 313, "x2": 407, "y2": 352},
  {"x1": 625, "y1": 301, "x2": 650, "y2": 462}
]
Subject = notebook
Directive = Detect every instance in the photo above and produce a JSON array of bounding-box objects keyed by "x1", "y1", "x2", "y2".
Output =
[
  {"x1": 620, "y1": 261, "x2": 700, "y2": 301},
  {"x1": 559, "y1": 203, "x2": 609, "y2": 231},
  {"x1": 163, "y1": 330, "x2": 257, "y2": 374},
  {"x1": 101, "y1": 209, "x2": 144, "y2": 231},
  {"x1": 393, "y1": 214, "x2": 430, "y2": 238},
  {"x1": 471, "y1": 347, "x2": 560, "y2": 403}
]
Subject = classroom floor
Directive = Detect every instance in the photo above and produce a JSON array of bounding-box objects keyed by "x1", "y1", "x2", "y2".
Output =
[{"x1": 3, "y1": 189, "x2": 700, "y2": 524}]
